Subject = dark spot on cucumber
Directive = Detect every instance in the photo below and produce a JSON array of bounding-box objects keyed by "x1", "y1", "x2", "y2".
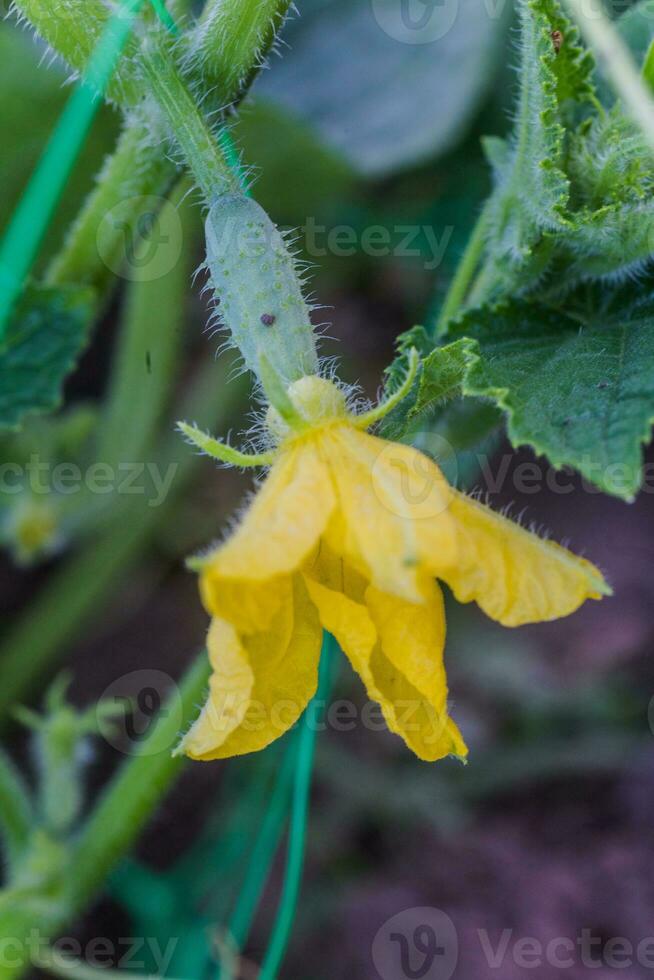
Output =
[{"x1": 260, "y1": 313, "x2": 276, "y2": 327}]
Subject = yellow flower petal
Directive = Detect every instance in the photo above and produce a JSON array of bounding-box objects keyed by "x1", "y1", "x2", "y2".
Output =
[
  {"x1": 304, "y1": 575, "x2": 466, "y2": 763},
  {"x1": 365, "y1": 579, "x2": 448, "y2": 711},
  {"x1": 441, "y1": 489, "x2": 611, "y2": 626},
  {"x1": 322, "y1": 428, "x2": 457, "y2": 602},
  {"x1": 182, "y1": 577, "x2": 322, "y2": 760},
  {"x1": 303, "y1": 575, "x2": 377, "y2": 666},
  {"x1": 200, "y1": 574, "x2": 292, "y2": 634},
  {"x1": 303, "y1": 526, "x2": 369, "y2": 603},
  {"x1": 365, "y1": 645, "x2": 467, "y2": 762},
  {"x1": 200, "y1": 439, "x2": 335, "y2": 583}
]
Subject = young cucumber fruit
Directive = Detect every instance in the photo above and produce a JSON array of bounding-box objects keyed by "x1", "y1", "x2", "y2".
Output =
[{"x1": 205, "y1": 194, "x2": 318, "y2": 385}]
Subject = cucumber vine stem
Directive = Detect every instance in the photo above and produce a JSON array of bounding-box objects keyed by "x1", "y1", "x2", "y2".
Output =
[
  {"x1": 139, "y1": 32, "x2": 240, "y2": 202},
  {"x1": 435, "y1": 201, "x2": 492, "y2": 335},
  {"x1": 69, "y1": 654, "x2": 211, "y2": 912},
  {"x1": 195, "y1": 0, "x2": 294, "y2": 101}
]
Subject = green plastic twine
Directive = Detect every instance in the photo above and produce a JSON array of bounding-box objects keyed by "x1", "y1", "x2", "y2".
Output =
[
  {"x1": 0, "y1": 0, "x2": 147, "y2": 342},
  {"x1": 225, "y1": 744, "x2": 296, "y2": 954},
  {"x1": 257, "y1": 633, "x2": 335, "y2": 980},
  {"x1": 148, "y1": 0, "x2": 180, "y2": 34},
  {"x1": 0, "y1": 0, "x2": 248, "y2": 343}
]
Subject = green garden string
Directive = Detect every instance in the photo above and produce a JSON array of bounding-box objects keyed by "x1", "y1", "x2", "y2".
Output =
[{"x1": 0, "y1": 0, "x2": 148, "y2": 342}]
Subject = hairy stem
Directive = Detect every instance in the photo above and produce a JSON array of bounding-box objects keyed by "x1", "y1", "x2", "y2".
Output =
[
  {"x1": 139, "y1": 32, "x2": 239, "y2": 201},
  {"x1": 11, "y1": 0, "x2": 142, "y2": 104},
  {"x1": 44, "y1": 0, "x2": 292, "y2": 293},
  {"x1": 562, "y1": 0, "x2": 654, "y2": 150},
  {"x1": 435, "y1": 202, "x2": 491, "y2": 335},
  {"x1": 194, "y1": 0, "x2": 294, "y2": 100}
]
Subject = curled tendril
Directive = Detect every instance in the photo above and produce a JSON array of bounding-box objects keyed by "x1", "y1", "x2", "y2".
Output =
[{"x1": 353, "y1": 346, "x2": 420, "y2": 430}]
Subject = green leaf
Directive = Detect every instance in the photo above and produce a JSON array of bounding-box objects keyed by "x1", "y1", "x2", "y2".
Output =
[
  {"x1": 258, "y1": 0, "x2": 508, "y2": 177},
  {"x1": 384, "y1": 324, "x2": 433, "y2": 391},
  {"x1": 449, "y1": 296, "x2": 654, "y2": 500},
  {"x1": 481, "y1": 0, "x2": 594, "y2": 297},
  {"x1": 0, "y1": 284, "x2": 95, "y2": 431},
  {"x1": 537, "y1": 108, "x2": 654, "y2": 294},
  {"x1": 568, "y1": 106, "x2": 653, "y2": 209},
  {"x1": 407, "y1": 338, "x2": 476, "y2": 419},
  {"x1": 539, "y1": 0, "x2": 595, "y2": 106},
  {"x1": 0, "y1": 746, "x2": 34, "y2": 875},
  {"x1": 551, "y1": 202, "x2": 654, "y2": 285},
  {"x1": 381, "y1": 327, "x2": 472, "y2": 439}
]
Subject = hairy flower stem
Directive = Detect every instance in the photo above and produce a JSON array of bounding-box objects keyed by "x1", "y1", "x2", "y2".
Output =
[
  {"x1": 194, "y1": 0, "x2": 294, "y2": 100},
  {"x1": 562, "y1": 0, "x2": 654, "y2": 151},
  {"x1": 139, "y1": 34, "x2": 239, "y2": 201}
]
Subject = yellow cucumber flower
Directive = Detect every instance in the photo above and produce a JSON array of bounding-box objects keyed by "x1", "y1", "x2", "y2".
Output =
[{"x1": 177, "y1": 356, "x2": 610, "y2": 763}]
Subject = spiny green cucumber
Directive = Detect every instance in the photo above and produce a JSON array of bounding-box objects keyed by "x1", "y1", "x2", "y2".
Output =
[{"x1": 205, "y1": 194, "x2": 319, "y2": 386}]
